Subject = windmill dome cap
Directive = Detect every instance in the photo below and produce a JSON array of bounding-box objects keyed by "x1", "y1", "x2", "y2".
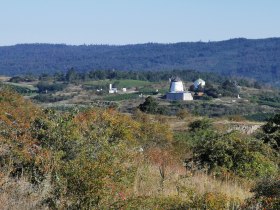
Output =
[
  {"x1": 169, "y1": 76, "x2": 184, "y2": 92},
  {"x1": 171, "y1": 76, "x2": 182, "y2": 82}
]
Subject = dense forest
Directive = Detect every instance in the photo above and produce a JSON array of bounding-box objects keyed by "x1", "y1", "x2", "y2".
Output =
[{"x1": 1, "y1": 38, "x2": 280, "y2": 85}]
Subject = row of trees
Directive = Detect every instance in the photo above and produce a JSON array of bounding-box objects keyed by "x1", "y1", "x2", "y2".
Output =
[
  {"x1": 43, "y1": 68, "x2": 226, "y2": 84},
  {"x1": 10, "y1": 68, "x2": 262, "y2": 90}
]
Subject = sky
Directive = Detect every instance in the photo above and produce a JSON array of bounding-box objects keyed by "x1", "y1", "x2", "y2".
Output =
[{"x1": 0, "y1": 0, "x2": 280, "y2": 46}]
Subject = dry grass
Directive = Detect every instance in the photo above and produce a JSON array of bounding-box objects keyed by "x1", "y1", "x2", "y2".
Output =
[
  {"x1": 0, "y1": 161, "x2": 252, "y2": 209},
  {"x1": 0, "y1": 76, "x2": 10, "y2": 82},
  {"x1": 133, "y1": 162, "x2": 252, "y2": 202},
  {"x1": 0, "y1": 174, "x2": 51, "y2": 210}
]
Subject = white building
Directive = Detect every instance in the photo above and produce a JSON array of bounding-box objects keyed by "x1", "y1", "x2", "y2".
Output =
[
  {"x1": 166, "y1": 77, "x2": 193, "y2": 101},
  {"x1": 108, "y1": 84, "x2": 118, "y2": 93},
  {"x1": 170, "y1": 78, "x2": 184, "y2": 92},
  {"x1": 193, "y1": 78, "x2": 206, "y2": 89}
]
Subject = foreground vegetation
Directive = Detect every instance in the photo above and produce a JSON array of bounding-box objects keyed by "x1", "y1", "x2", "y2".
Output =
[{"x1": 0, "y1": 89, "x2": 279, "y2": 209}]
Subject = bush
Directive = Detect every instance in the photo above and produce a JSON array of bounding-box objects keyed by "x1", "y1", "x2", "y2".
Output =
[
  {"x1": 176, "y1": 109, "x2": 189, "y2": 119},
  {"x1": 204, "y1": 83, "x2": 219, "y2": 98},
  {"x1": 36, "y1": 82, "x2": 66, "y2": 93},
  {"x1": 188, "y1": 118, "x2": 213, "y2": 132},
  {"x1": 191, "y1": 129, "x2": 278, "y2": 178},
  {"x1": 201, "y1": 95, "x2": 213, "y2": 100},
  {"x1": 0, "y1": 90, "x2": 51, "y2": 183},
  {"x1": 139, "y1": 96, "x2": 160, "y2": 114},
  {"x1": 261, "y1": 114, "x2": 280, "y2": 150},
  {"x1": 33, "y1": 94, "x2": 74, "y2": 103},
  {"x1": 244, "y1": 177, "x2": 280, "y2": 209},
  {"x1": 137, "y1": 98, "x2": 171, "y2": 115},
  {"x1": 253, "y1": 178, "x2": 280, "y2": 198},
  {"x1": 219, "y1": 80, "x2": 239, "y2": 97},
  {"x1": 113, "y1": 192, "x2": 240, "y2": 210}
]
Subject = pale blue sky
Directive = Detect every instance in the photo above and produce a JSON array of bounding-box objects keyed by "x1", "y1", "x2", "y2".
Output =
[{"x1": 0, "y1": 0, "x2": 279, "y2": 45}]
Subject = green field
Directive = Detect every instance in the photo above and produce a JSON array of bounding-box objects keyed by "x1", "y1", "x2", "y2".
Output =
[
  {"x1": 3, "y1": 82, "x2": 38, "y2": 91},
  {"x1": 102, "y1": 93, "x2": 140, "y2": 101},
  {"x1": 0, "y1": 82, "x2": 38, "y2": 95}
]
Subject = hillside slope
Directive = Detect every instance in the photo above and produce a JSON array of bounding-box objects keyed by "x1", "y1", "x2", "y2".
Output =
[{"x1": 1, "y1": 38, "x2": 280, "y2": 84}]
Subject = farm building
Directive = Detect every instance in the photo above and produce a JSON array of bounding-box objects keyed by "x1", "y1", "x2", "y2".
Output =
[
  {"x1": 108, "y1": 84, "x2": 118, "y2": 93},
  {"x1": 193, "y1": 78, "x2": 206, "y2": 89}
]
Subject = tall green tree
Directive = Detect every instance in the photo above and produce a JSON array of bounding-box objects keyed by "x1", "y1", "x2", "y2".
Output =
[
  {"x1": 262, "y1": 114, "x2": 280, "y2": 150},
  {"x1": 66, "y1": 68, "x2": 78, "y2": 83},
  {"x1": 139, "y1": 96, "x2": 159, "y2": 114}
]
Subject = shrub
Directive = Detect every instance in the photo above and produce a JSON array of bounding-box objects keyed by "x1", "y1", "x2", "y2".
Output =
[
  {"x1": 253, "y1": 178, "x2": 280, "y2": 198},
  {"x1": 33, "y1": 93, "x2": 74, "y2": 103},
  {"x1": 176, "y1": 109, "x2": 189, "y2": 119},
  {"x1": 138, "y1": 96, "x2": 169, "y2": 115},
  {"x1": 30, "y1": 109, "x2": 142, "y2": 208},
  {"x1": 244, "y1": 177, "x2": 280, "y2": 209},
  {"x1": 36, "y1": 82, "x2": 66, "y2": 93},
  {"x1": 188, "y1": 118, "x2": 213, "y2": 132},
  {"x1": 139, "y1": 96, "x2": 159, "y2": 114},
  {"x1": 0, "y1": 90, "x2": 51, "y2": 182},
  {"x1": 113, "y1": 193, "x2": 241, "y2": 210},
  {"x1": 192, "y1": 130, "x2": 278, "y2": 178},
  {"x1": 219, "y1": 80, "x2": 239, "y2": 97},
  {"x1": 261, "y1": 113, "x2": 280, "y2": 150},
  {"x1": 204, "y1": 83, "x2": 219, "y2": 98}
]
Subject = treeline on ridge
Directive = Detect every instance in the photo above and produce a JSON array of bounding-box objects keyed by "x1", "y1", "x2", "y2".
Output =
[
  {"x1": 1, "y1": 38, "x2": 280, "y2": 85},
  {"x1": 10, "y1": 68, "x2": 261, "y2": 89}
]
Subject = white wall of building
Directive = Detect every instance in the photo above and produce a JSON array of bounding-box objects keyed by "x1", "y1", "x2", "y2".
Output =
[{"x1": 170, "y1": 81, "x2": 184, "y2": 92}]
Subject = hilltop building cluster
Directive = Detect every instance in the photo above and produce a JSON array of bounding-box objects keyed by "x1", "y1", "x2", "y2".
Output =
[
  {"x1": 165, "y1": 77, "x2": 206, "y2": 101},
  {"x1": 108, "y1": 77, "x2": 207, "y2": 101}
]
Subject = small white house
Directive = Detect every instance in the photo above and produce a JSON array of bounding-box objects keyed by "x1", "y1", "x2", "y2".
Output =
[
  {"x1": 108, "y1": 84, "x2": 118, "y2": 93},
  {"x1": 122, "y1": 88, "x2": 127, "y2": 92},
  {"x1": 193, "y1": 78, "x2": 206, "y2": 89}
]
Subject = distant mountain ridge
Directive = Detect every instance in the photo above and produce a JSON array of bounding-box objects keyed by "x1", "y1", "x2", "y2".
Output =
[{"x1": 0, "y1": 38, "x2": 280, "y2": 84}]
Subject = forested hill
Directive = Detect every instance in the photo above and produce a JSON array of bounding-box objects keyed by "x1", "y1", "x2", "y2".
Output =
[{"x1": 1, "y1": 38, "x2": 280, "y2": 84}]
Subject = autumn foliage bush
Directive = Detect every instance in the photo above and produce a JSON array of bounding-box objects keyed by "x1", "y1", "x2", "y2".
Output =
[
  {"x1": 0, "y1": 89, "x2": 52, "y2": 182},
  {"x1": 0, "y1": 90, "x2": 175, "y2": 208}
]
